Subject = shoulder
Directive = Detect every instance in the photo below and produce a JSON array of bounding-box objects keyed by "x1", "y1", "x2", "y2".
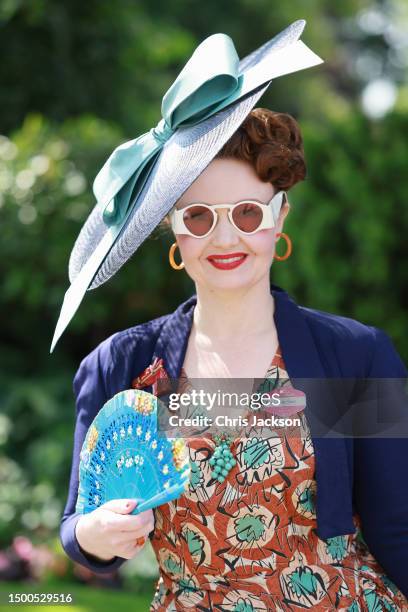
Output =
[
  {"x1": 75, "y1": 292, "x2": 196, "y2": 380},
  {"x1": 299, "y1": 304, "x2": 406, "y2": 377},
  {"x1": 103, "y1": 294, "x2": 196, "y2": 362},
  {"x1": 74, "y1": 311, "x2": 171, "y2": 390},
  {"x1": 108, "y1": 311, "x2": 170, "y2": 360},
  {"x1": 300, "y1": 304, "x2": 377, "y2": 343}
]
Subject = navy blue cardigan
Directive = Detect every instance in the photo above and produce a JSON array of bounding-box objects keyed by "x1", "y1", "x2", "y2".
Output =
[{"x1": 60, "y1": 283, "x2": 408, "y2": 596}]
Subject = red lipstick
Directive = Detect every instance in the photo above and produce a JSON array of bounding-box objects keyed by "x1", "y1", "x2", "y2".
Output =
[{"x1": 206, "y1": 252, "x2": 248, "y2": 270}]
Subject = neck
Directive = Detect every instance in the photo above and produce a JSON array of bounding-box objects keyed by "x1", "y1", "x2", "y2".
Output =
[{"x1": 192, "y1": 276, "x2": 276, "y2": 345}]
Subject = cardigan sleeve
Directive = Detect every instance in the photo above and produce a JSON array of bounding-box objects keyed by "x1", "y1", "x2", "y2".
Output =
[
  {"x1": 353, "y1": 326, "x2": 408, "y2": 598},
  {"x1": 59, "y1": 339, "x2": 127, "y2": 574}
]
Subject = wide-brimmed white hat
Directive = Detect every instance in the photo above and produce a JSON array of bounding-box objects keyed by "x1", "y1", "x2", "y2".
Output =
[{"x1": 50, "y1": 19, "x2": 323, "y2": 353}]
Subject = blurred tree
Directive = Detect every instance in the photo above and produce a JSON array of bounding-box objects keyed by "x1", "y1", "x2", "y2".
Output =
[
  {"x1": 272, "y1": 109, "x2": 408, "y2": 346},
  {"x1": 1, "y1": 0, "x2": 407, "y2": 133}
]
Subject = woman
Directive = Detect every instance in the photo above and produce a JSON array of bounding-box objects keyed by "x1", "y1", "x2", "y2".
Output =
[{"x1": 60, "y1": 108, "x2": 408, "y2": 610}]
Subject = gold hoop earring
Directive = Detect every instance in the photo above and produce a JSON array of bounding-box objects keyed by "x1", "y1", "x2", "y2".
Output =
[
  {"x1": 169, "y1": 242, "x2": 185, "y2": 270},
  {"x1": 273, "y1": 232, "x2": 292, "y2": 261}
]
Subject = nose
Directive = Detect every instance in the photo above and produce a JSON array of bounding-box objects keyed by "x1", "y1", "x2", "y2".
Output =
[{"x1": 210, "y1": 208, "x2": 240, "y2": 246}]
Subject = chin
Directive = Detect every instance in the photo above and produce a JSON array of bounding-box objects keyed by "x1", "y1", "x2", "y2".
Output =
[{"x1": 202, "y1": 270, "x2": 259, "y2": 292}]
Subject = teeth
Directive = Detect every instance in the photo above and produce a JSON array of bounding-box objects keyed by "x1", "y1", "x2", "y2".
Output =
[{"x1": 212, "y1": 256, "x2": 245, "y2": 263}]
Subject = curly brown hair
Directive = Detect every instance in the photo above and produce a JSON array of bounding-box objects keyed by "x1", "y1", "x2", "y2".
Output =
[
  {"x1": 158, "y1": 108, "x2": 305, "y2": 235},
  {"x1": 214, "y1": 107, "x2": 306, "y2": 190}
]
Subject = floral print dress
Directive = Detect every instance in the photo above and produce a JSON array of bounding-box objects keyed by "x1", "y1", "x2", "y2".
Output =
[{"x1": 149, "y1": 346, "x2": 408, "y2": 611}]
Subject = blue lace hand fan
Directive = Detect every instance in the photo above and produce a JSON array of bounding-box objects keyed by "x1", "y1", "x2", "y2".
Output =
[{"x1": 76, "y1": 389, "x2": 191, "y2": 515}]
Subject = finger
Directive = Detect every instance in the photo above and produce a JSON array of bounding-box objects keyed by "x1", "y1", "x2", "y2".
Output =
[
  {"x1": 116, "y1": 532, "x2": 147, "y2": 547},
  {"x1": 112, "y1": 512, "x2": 154, "y2": 532},
  {"x1": 119, "y1": 521, "x2": 155, "y2": 539},
  {"x1": 116, "y1": 521, "x2": 155, "y2": 543},
  {"x1": 105, "y1": 522, "x2": 153, "y2": 539},
  {"x1": 117, "y1": 534, "x2": 148, "y2": 553},
  {"x1": 101, "y1": 498, "x2": 139, "y2": 514}
]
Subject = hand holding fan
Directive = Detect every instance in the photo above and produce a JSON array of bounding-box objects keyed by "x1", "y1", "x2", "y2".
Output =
[{"x1": 75, "y1": 389, "x2": 191, "y2": 516}]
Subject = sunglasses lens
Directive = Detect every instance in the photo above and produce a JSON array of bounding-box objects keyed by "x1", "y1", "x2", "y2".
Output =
[
  {"x1": 232, "y1": 202, "x2": 263, "y2": 233},
  {"x1": 183, "y1": 205, "x2": 214, "y2": 236}
]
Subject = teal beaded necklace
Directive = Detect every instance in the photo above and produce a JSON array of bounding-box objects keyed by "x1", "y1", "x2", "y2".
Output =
[
  {"x1": 208, "y1": 375, "x2": 276, "y2": 483},
  {"x1": 209, "y1": 433, "x2": 236, "y2": 483}
]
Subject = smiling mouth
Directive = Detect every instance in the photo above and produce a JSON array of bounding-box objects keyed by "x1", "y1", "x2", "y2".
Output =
[
  {"x1": 210, "y1": 256, "x2": 245, "y2": 263},
  {"x1": 207, "y1": 252, "x2": 248, "y2": 261},
  {"x1": 206, "y1": 254, "x2": 248, "y2": 269}
]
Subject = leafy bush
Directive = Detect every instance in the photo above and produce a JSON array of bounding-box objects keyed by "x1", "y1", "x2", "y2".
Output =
[{"x1": 272, "y1": 109, "x2": 408, "y2": 361}]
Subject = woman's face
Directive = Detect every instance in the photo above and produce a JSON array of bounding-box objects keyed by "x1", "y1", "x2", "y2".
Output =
[{"x1": 171, "y1": 158, "x2": 290, "y2": 292}]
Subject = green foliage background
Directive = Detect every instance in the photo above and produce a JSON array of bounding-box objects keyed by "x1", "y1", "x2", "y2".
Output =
[{"x1": 0, "y1": 0, "x2": 407, "y2": 589}]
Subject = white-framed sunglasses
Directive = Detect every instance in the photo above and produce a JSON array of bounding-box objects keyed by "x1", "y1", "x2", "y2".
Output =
[{"x1": 169, "y1": 190, "x2": 287, "y2": 238}]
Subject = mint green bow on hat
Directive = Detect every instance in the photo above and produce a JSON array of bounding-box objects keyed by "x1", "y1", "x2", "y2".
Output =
[
  {"x1": 50, "y1": 29, "x2": 323, "y2": 354},
  {"x1": 95, "y1": 34, "x2": 244, "y2": 228}
]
